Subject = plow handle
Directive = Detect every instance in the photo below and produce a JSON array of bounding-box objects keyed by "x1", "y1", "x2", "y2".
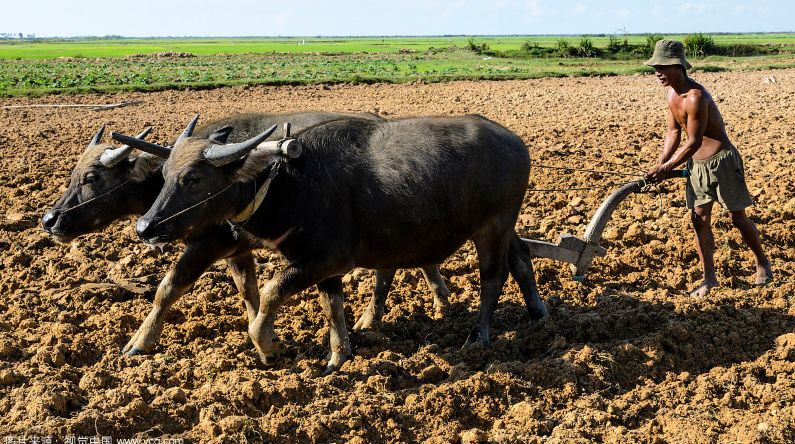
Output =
[
  {"x1": 571, "y1": 168, "x2": 689, "y2": 279},
  {"x1": 664, "y1": 169, "x2": 689, "y2": 179},
  {"x1": 638, "y1": 169, "x2": 688, "y2": 188}
]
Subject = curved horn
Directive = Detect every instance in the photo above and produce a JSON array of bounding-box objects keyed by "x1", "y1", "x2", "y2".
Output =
[
  {"x1": 99, "y1": 127, "x2": 153, "y2": 167},
  {"x1": 203, "y1": 124, "x2": 278, "y2": 166},
  {"x1": 175, "y1": 114, "x2": 200, "y2": 146},
  {"x1": 88, "y1": 126, "x2": 105, "y2": 147},
  {"x1": 111, "y1": 131, "x2": 171, "y2": 159}
]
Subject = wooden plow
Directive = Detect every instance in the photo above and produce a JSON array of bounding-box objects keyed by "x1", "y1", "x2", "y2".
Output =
[{"x1": 522, "y1": 169, "x2": 688, "y2": 281}]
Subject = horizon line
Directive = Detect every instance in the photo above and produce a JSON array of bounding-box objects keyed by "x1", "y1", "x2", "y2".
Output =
[{"x1": 2, "y1": 31, "x2": 794, "y2": 40}]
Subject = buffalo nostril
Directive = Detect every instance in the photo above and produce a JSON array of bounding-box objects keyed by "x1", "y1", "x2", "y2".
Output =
[{"x1": 42, "y1": 211, "x2": 60, "y2": 230}]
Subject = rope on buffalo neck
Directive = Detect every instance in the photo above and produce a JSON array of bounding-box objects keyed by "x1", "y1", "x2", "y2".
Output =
[
  {"x1": 227, "y1": 162, "x2": 281, "y2": 239},
  {"x1": 60, "y1": 180, "x2": 131, "y2": 215}
]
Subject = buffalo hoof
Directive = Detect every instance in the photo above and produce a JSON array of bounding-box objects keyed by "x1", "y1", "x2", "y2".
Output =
[
  {"x1": 123, "y1": 347, "x2": 145, "y2": 356},
  {"x1": 121, "y1": 335, "x2": 155, "y2": 356},
  {"x1": 323, "y1": 352, "x2": 351, "y2": 375},
  {"x1": 257, "y1": 341, "x2": 284, "y2": 368},
  {"x1": 352, "y1": 311, "x2": 382, "y2": 331},
  {"x1": 528, "y1": 311, "x2": 551, "y2": 329},
  {"x1": 432, "y1": 302, "x2": 450, "y2": 320},
  {"x1": 462, "y1": 328, "x2": 491, "y2": 349},
  {"x1": 527, "y1": 301, "x2": 550, "y2": 323}
]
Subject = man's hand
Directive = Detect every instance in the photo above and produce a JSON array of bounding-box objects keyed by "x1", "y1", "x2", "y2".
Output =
[{"x1": 646, "y1": 163, "x2": 672, "y2": 183}]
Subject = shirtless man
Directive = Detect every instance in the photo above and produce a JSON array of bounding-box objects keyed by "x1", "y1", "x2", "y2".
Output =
[{"x1": 644, "y1": 40, "x2": 773, "y2": 297}]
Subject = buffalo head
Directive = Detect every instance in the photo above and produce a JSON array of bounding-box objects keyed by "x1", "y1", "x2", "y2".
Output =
[
  {"x1": 111, "y1": 115, "x2": 298, "y2": 243},
  {"x1": 42, "y1": 125, "x2": 159, "y2": 242}
]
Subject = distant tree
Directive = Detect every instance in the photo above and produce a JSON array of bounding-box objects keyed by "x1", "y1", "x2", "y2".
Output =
[
  {"x1": 645, "y1": 33, "x2": 664, "y2": 50},
  {"x1": 466, "y1": 37, "x2": 490, "y2": 54},
  {"x1": 606, "y1": 35, "x2": 622, "y2": 53},
  {"x1": 684, "y1": 32, "x2": 716, "y2": 57},
  {"x1": 578, "y1": 37, "x2": 595, "y2": 57}
]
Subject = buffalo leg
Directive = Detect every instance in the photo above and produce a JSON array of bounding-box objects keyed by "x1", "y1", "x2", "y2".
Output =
[
  {"x1": 122, "y1": 242, "x2": 226, "y2": 355},
  {"x1": 248, "y1": 263, "x2": 331, "y2": 366},
  {"x1": 353, "y1": 269, "x2": 396, "y2": 330},
  {"x1": 316, "y1": 276, "x2": 353, "y2": 373},
  {"x1": 420, "y1": 265, "x2": 450, "y2": 318},
  {"x1": 508, "y1": 234, "x2": 549, "y2": 323},
  {"x1": 225, "y1": 253, "x2": 261, "y2": 325},
  {"x1": 464, "y1": 229, "x2": 511, "y2": 347}
]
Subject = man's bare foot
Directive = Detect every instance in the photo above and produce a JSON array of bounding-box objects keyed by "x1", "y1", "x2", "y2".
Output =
[
  {"x1": 690, "y1": 280, "x2": 718, "y2": 298},
  {"x1": 755, "y1": 262, "x2": 774, "y2": 286}
]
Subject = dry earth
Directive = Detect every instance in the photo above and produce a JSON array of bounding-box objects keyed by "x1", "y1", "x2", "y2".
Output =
[{"x1": 1, "y1": 69, "x2": 794, "y2": 443}]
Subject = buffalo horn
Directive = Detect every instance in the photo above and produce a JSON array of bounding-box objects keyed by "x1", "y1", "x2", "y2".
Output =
[
  {"x1": 88, "y1": 126, "x2": 105, "y2": 147},
  {"x1": 175, "y1": 114, "x2": 200, "y2": 146},
  {"x1": 203, "y1": 124, "x2": 278, "y2": 166},
  {"x1": 111, "y1": 131, "x2": 172, "y2": 159},
  {"x1": 99, "y1": 127, "x2": 153, "y2": 167}
]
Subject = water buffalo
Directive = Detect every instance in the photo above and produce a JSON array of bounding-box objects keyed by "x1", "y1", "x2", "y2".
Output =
[
  {"x1": 114, "y1": 114, "x2": 549, "y2": 372},
  {"x1": 42, "y1": 112, "x2": 451, "y2": 356}
]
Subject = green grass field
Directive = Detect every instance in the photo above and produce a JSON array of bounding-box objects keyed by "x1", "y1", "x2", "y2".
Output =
[
  {"x1": 1, "y1": 34, "x2": 794, "y2": 96},
  {"x1": 2, "y1": 34, "x2": 794, "y2": 59}
]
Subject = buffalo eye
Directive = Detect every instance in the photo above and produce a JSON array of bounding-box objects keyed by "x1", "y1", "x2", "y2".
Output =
[
  {"x1": 82, "y1": 172, "x2": 99, "y2": 185},
  {"x1": 181, "y1": 173, "x2": 201, "y2": 187}
]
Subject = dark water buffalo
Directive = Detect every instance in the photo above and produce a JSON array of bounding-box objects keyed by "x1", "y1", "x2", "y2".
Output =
[
  {"x1": 42, "y1": 112, "x2": 450, "y2": 356},
  {"x1": 115, "y1": 114, "x2": 549, "y2": 371}
]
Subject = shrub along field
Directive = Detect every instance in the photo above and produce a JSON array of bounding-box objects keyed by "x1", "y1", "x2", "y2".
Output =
[{"x1": 0, "y1": 33, "x2": 794, "y2": 96}]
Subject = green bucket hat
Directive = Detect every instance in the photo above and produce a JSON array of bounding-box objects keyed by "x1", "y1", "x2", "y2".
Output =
[{"x1": 645, "y1": 39, "x2": 692, "y2": 70}]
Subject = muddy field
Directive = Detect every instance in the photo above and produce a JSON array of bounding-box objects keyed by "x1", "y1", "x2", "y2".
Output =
[{"x1": 1, "y1": 70, "x2": 794, "y2": 443}]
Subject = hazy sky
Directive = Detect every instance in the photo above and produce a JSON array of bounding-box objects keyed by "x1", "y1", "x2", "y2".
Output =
[{"x1": 1, "y1": 0, "x2": 792, "y2": 37}]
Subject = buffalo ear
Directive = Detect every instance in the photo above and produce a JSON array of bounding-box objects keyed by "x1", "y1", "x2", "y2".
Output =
[
  {"x1": 127, "y1": 152, "x2": 164, "y2": 182},
  {"x1": 208, "y1": 126, "x2": 234, "y2": 144}
]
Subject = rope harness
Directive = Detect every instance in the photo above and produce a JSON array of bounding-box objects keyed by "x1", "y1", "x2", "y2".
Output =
[
  {"x1": 227, "y1": 162, "x2": 281, "y2": 239},
  {"x1": 527, "y1": 156, "x2": 648, "y2": 193},
  {"x1": 59, "y1": 180, "x2": 131, "y2": 215},
  {"x1": 151, "y1": 182, "x2": 237, "y2": 227},
  {"x1": 527, "y1": 157, "x2": 688, "y2": 218},
  {"x1": 150, "y1": 161, "x2": 283, "y2": 240}
]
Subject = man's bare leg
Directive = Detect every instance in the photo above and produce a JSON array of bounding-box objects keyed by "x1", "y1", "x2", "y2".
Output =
[
  {"x1": 729, "y1": 209, "x2": 774, "y2": 285},
  {"x1": 691, "y1": 203, "x2": 719, "y2": 297}
]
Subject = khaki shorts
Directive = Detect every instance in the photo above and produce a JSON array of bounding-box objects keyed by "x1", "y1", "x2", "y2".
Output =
[{"x1": 686, "y1": 147, "x2": 753, "y2": 211}]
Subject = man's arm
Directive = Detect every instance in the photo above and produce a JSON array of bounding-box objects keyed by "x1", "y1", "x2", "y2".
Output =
[
  {"x1": 658, "y1": 109, "x2": 681, "y2": 165},
  {"x1": 647, "y1": 91, "x2": 708, "y2": 181}
]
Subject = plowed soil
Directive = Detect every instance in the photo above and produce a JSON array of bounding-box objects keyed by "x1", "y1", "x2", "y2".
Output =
[{"x1": 1, "y1": 70, "x2": 794, "y2": 443}]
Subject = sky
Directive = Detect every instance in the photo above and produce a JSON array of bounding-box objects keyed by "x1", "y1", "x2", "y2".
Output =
[{"x1": 1, "y1": 0, "x2": 792, "y2": 37}]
